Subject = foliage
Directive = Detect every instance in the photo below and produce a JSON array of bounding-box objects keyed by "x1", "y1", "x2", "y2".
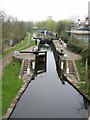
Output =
[
  {"x1": 2, "y1": 34, "x2": 35, "y2": 57},
  {"x1": 2, "y1": 36, "x2": 28, "y2": 57},
  {"x1": 75, "y1": 59, "x2": 86, "y2": 81},
  {"x1": 55, "y1": 20, "x2": 73, "y2": 42},
  {"x1": 34, "y1": 19, "x2": 73, "y2": 41},
  {"x1": 35, "y1": 19, "x2": 56, "y2": 33},
  {"x1": 0, "y1": 10, "x2": 33, "y2": 52},
  {"x1": 60, "y1": 31, "x2": 69, "y2": 42},
  {"x1": 46, "y1": 19, "x2": 56, "y2": 32},
  {"x1": 36, "y1": 21, "x2": 45, "y2": 30},
  {"x1": 55, "y1": 20, "x2": 72, "y2": 34},
  {"x1": 35, "y1": 21, "x2": 47, "y2": 30},
  {"x1": 81, "y1": 48, "x2": 88, "y2": 64},
  {"x1": 75, "y1": 59, "x2": 90, "y2": 94},
  {"x1": 67, "y1": 37, "x2": 87, "y2": 54},
  {"x1": 26, "y1": 21, "x2": 33, "y2": 33},
  {"x1": 77, "y1": 82, "x2": 90, "y2": 96},
  {"x1": 88, "y1": 68, "x2": 90, "y2": 89}
]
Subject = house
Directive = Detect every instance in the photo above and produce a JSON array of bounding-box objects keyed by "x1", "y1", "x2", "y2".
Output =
[
  {"x1": 70, "y1": 19, "x2": 90, "y2": 42},
  {"x1": 69, "y1": 1, "x2": 90, "y2": 42}
]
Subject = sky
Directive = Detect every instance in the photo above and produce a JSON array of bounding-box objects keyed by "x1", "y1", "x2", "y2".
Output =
[{"x1": 0, "y1": 0, "x2": 89, "y2": 22}]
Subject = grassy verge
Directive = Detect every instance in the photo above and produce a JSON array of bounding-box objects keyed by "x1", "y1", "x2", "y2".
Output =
[
  {"x1": 75, "y1": 59, "x2": 90, "y2": 98},
  {"x1": 75, "y1": 59, "x2": 86, "y2": 81},
  {"x1": 18, "y1": 39, "x2": 35, "y2": 51},
  {"x1": 2, "y1": 33, "x2": 35, "y2": 57},
  {"x1": 2, "y1": 58, "x2": 23, "y2": 115},
  {"x1": 2, "y1": 37, "x2": 35, "y2": 116},
  {"x1": 2, "y1": 34, "x2": 36, "y2": 116},
  {"x1": 2, "y1": 36, "x2": 28, "y2": 57}
]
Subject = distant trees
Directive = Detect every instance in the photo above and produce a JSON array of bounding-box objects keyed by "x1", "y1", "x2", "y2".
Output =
[
  {"x1": 55, "y1": 20, "x2": 73, "y2": 41},
  {"x1": 26, "y1": 21, "x2": 33, "y2": 32},
  {"x1": 35, "y1": 21, "x2": 47, "y2": 30},
  {"x1": 46, "y1": 19, "x2": 56, "y2": 32},
  {"x1": 0, "y1": 10, "x2": 74, "y2": 52},
  {"x1": 35, "y1": 18, "x2": 56, "y2": 32},
  {"x1": 0, "y1": 10, "x2": 33, "y2": 52},
  {"x1": 35, "y1": 19, "x2": 72, "y2": 36}
]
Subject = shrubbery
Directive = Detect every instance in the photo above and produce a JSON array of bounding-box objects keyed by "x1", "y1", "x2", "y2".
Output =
[{"x1": 67, "y1": 37, "x2": 88, "y2": 54}]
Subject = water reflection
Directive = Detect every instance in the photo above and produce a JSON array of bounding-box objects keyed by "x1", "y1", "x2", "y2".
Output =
[{"x1": 10, "y1": 45, "x2": 90, "y2": 119}]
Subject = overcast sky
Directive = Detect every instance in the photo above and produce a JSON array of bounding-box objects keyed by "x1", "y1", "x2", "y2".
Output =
[{"x1": 0, "y1": 0, "x2": 89, "y2": 21}]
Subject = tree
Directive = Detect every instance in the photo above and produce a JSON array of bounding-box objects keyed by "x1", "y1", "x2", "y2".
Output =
[
  {"x1": 46, "y1": 19, "x2": 56, "y2": 32},
  {"x1": 55, "y1": 20, "x2": 72, "y2": 41},
  {"x1": 26, "y1": 21, "x2": 33, "y2": 32},
  {"x1": 35, "y1": 21, "x2": 47, "y2": 30},
  {"x1": 81, "y1": 47, "x2": 90, "y2": 90},
  {"x1": 1, "y1": 11, "x2": 32, "y2": 51}
]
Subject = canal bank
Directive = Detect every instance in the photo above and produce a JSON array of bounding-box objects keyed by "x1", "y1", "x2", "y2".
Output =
[
  {"x1": 1, "y1": 42, "x2": 48, "y2": 119},
  {"x1": 52, "y1": 40, "x2": 90, "y2": 119},
  {"x1": 8, "y1": 44, "x2": 90, "y2": 119},
  {"x1": 52, "y1": 40, "x2": 90, "y2": 101},
  {"x1": 2, "y1": 47, "x2": 36, "y2": 119}
]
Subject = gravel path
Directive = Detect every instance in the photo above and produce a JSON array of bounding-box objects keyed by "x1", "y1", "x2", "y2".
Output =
[
  {"x1": 2, "y1": 52, "x2": 14, "y2": 70},
  {"x1": 2, "y1": 36, "x2": 31, "y2": 70},
  {"x1": 53, "y1": 40, "x2": 81, "y2": 60}
]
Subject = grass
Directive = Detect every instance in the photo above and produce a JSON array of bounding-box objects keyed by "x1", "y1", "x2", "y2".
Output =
[
  {"x1": 2, "y1": 35, "x2": 35, "y2": 57},
  {"x1": 77, "y1": 82, "x2": 90, "y2": 97},
  {"x1": 2, "y1": 36, "x2": 35, "y2": 116},
  {"x1": 75, "y1": 59, "x2": 86, "y2": 81},
  {"x1": 2, "y1": 58, "x2": 23, "y2": 115},
  {"x1": 18, "y1": 39, "x2": 35, "y2": 51},
  {"x1": 2, "y1": 36, "x2": 28, "y2": 57},
  {"x1": 75, "y1": 59, "x2": 90, "y2": 98}
]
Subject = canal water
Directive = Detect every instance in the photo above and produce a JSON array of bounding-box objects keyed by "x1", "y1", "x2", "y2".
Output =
[{"x1": 10, "y1": 46, "x2": 89, "y2": 119}]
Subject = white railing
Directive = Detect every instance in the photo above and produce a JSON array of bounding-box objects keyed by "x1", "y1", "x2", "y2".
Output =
[{"x1": 71, "y1": 30, "x2": 90, "y2": 34}]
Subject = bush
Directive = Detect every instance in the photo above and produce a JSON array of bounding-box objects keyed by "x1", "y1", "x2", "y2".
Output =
[
  {"x1": 75, "y1": 59, "x2": 86, "y2": 81},
  {"x1": 67, "y1": 37, "x2": 87, "y2": 54}
]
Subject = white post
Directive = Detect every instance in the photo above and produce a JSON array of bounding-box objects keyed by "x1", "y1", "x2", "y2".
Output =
[
  {"x1": 61, "y1": 62, "x2": 64, "y2": 70},
  {"x1": 32, "y1": 62, "x2": 35, "y2": 70},
  {"x1": 44, "y1": 30, "x2": 47, "y2": 36},
  {"x1": 67, "y1": 67, "x2": 69, "y2": 74},
  {"x1": 27, "y1": 67, "x2": 30, "y2": 75},
  {"x1": 27, "y1": 59, "x2": 30, "y2": 75}
]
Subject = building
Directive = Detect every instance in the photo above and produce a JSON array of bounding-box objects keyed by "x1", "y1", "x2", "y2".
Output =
[
  {"x1": 88, "y1": 1, "x2": 90, "y2": 19},
  {"x1": 70, "y1": 20, "x2": 90, "y2": 42},
  {"x1": 68, "y1": 1, "x2": 90, "y2": 43}
]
